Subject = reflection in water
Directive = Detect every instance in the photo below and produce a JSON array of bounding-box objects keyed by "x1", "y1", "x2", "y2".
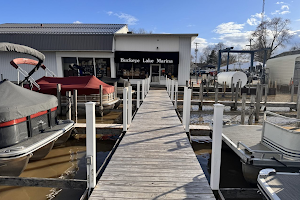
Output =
[{"x1": 0, "y1": 139, "x2": 115, "y2": 200}]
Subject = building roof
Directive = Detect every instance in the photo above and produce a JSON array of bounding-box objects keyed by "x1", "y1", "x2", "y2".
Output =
[
  {"x1": 0, "y1": 23, "x2": 127, "y2": 34},
  {"x1": 271, "y1": 50, "x2": 300, "y2": 59}
]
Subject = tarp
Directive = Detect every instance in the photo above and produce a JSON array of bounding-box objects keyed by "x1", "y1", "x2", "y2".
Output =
[
  {"x1": 33, "y1": 75, "x2": 114, "y2": 95},
  {"x1": 0, "y1": 81, "x2": 57, "y2": 123},
  {"x1": 0, "y1": 42, "x2": 45, "y2": 62}
]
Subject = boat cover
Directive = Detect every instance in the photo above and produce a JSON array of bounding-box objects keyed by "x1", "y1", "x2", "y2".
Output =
[
  {"x1": 0, "y1": 43, "x2": 45, "y2": 62},
  {"x1": 33, "y1": 75, "x2": 115, "y2": 95},
  {"x1": 0, "y1": 81, "x2": 57, "y2": 123}
]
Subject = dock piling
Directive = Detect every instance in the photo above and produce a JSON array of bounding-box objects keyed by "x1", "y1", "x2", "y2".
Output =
[
  {"x1": 171, "y1": 80, "x2": 174, "y2": 101},
  {"x1": 85, "y1": 102, "x2": 96, "y2": 194},
  {"x1": 231, "y1": 77, "x2": 234, "y2": 101},
  {"x1": 73, "y1": 89, "x2": 78, "y2": 123},
  {"x1": 142, "y1": 80, "x2": 145, "y2": 101},
  {"x1": 128, "y1": 86, "x2": 132, "y2": 125},
  {"x1": 248, "y1": 95, "x2": 255, "y2": 125},
  {"x1": 57, "y1": 84, "x2": 62, "y2": 115},
  {"x1": 199, "y1": 81, "x2": 203, "y2": 110},
  {"x1": 137, "y1": 81, "x2": 140, "y2": 109},
  {"x1": 66, "y1": 91, "x2": 72, "y2": 120},
  {"x1": 182, "y1": 86, "x2": 187, "y2": 128},
  {"x1": 241, "y1": 93, "x2": 246, "y2": 125},
  {"x1": 215, "y1": 82, "x2": 218, "y2": 104},
  {"x1": 99, "y1": 85, "x2": 103, "y2": 117},
  {"x1": 123, "y1": 87, "x2": 128, "y2": 132},
  {"x1": 233, "y1": 81, "x2": 239, "y2": 110},
  {"x1": 264, "y1": 84, "x2": 268, "y2": 104},
  {"x1": 175, "y1": 81, "x2": 178, "y2": 109},
  {"x1": 211, "y1": 103, "x2": 225, "y2": 191},
  {"x1": 291, "y1": 81, "x2": 295, "y2": 102},
  {"x1": 255, "y1": 84, "x2": 261, "y2": 122},
  {"x1": 114, "y1": 82, "x2": 118, "y2": 100}
]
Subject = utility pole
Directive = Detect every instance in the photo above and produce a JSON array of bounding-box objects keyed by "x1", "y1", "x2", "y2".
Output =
[{"x1": 195, "y1": 42, "x2": 200, "y2": 63}]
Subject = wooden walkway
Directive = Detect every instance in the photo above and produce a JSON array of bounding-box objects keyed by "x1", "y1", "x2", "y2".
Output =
[{"x1": 90, "y1": 90, "x2": 215, "y2": 200}]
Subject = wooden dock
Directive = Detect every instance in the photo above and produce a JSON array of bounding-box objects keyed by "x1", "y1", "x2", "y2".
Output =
[{"x1": 89, "y1": 90, "x2": 215, "y2": 199}]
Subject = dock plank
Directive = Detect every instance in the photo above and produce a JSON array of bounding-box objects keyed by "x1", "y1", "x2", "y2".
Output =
[{"x1": 89, "y1": 90, "x2": 214, "y2": 200}]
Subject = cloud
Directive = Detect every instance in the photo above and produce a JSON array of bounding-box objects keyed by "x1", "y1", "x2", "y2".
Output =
[
  {"x1": 106, "y1": 11, "x2": 138, "y2": 25},
  {"x1": 276, "y1": 1, "x2": 285, "y2": 4},
  {"x1": 296, "y1": 19, "x2": 300, "y2": 21},
  {"x1": 187, "y1": 24, "x2": 195, "y2": 27},
  {"x1": 247, "y1": 18, "x2": 259, "y2": 26},
  {"x1": 73, "y1": 21, "x2": 82, "y2": 24},
  {"x1": 281, "y1": 5, "x2": 289, "y2": 9},
  {"x1": 272, "y1": 3, "x2": 290, "y2": 15},
  {"x1": 213, "y1": 22, "x2": 244, "y2": 34}
]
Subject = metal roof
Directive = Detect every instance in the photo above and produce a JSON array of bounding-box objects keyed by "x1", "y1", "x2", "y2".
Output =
[{"x1": 0, "y1": 23, "x2": 126, "y2": 34}]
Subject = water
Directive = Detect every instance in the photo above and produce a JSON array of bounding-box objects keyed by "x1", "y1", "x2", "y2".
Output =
[{"x1": 0, "y1": 139, "x2": 116, "y2": 200}]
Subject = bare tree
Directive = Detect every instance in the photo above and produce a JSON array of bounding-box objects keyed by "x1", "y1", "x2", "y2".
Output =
[
  {"x1": 290, "y1": 43, "x2": 300, "y2": 51},
  {"x1": 129, "y1": 28, "x2": 153, "y2": 34},
  {"x1": 252, "y1": 17, "x2": 293, "y2": 61}
]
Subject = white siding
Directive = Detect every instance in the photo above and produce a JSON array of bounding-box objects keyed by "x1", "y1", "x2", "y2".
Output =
[
  {"x1": 0, "y1": 51, "x2": 57, "y2": 82},
  {"x1": 178, "y1": 37, "x2": 191, "y2": 86},
  {"x1": 267, "y1": 54, "x2": 300, "y2": 85},
  {"x1": 115, "y1": 36, "x2": 179, "y2": 52}
]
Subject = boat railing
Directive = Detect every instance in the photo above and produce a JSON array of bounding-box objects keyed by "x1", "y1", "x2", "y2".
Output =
[{"x1": 237, "y1": 141, "x2": 284, "y2": 160}]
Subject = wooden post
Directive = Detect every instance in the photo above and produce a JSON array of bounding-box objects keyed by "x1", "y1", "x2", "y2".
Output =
[
  {"x1": 255, "y1": 84, "x2": 261, "y2": 122},
  {"x1": 215, "y1": 82, "x2": 218, "y2": 104},
  {"x1": 297, "y1": 83, "x2": 300, "y2": 106},
  {"x1": 211, "y1": 103, "x2": 224, "y2": 191},
  {"x1": 128, "y1": 86, "x2": 132, "y2": 125},
  {"x1": 73, "y1": 89, "x2": 78, "y2": 123},
  {"x1": 206, "y1": 79, "x2": 209, "y2": 97},
  {"x1": 182, "y1": 87, "x2": 188, "y2": 128},
  {"x1": 231, "y1": 77, "x2": 234, "y2": 101},
  {"x1": 241, "y1": 93, "x2": 246, "y2": 125},
  {"x1": 175, "y1": 81, "x2": 178, "y2": 109},
  {"x1": 137, "y1": 81, "x2": 140, "y2": 109},
  {"x1": 249, "y1": 95, "x2": 255, "y2": 125},
  {"x1": 264, "y1": 84, "x2": 268, "y2": 104},
  {"x1": 123, "y1": 87, "x2": 128, "y2": 132},
  {"x1": 199, "y1": 82, "x2": 203, "y2": 110},
  {"x1": 66, "y1": 91, "x2": 72, "y2": 120},
  {"x1": 239, "y1": 80, "x2": 242, "y2": 97},
  {"x1": 85, "y1": 102, "x2": 96, "y2": 192},
  {"x1": 114, "y1": 81, "x2": 118, "y2": 100},
  {"x1": 185, "y1": 89, "x2": 192, "y2": 134},
  {"x1": 268, "y1": 78, "x2": 271, "y2": 88},
  {"x1": 233, "y1": 81, "x2": 239, "y2": 110},
  {"x1": 291, "y1": 81, "x2": 295, "y2": 102},
  {"x1": 57, "y1": 84, "x2": 62, "y2": 115},
  {"x1": 99, "y1": 85, "x2": 103, "y2": 117},
  {"x1": 275, "y1": 80, "x2": 277, "y2": 93}
]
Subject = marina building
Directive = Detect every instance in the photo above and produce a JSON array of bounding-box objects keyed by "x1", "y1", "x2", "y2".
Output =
[{"x1": 0, "y1": 23, "x2": 197, "y2": 86}]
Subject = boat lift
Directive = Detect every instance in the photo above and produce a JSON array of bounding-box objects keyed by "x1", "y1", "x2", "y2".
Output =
[{"x1": 217, "y1": 48, "x2": 271, "y2": 83}]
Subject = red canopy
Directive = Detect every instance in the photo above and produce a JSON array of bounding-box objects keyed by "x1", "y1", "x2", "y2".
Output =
[{"x1": 32, "y1": 76, "x2": 114, "y2": 95}]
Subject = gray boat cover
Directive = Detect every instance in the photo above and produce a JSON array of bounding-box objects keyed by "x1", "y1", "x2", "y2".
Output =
[
  {"x1": 0, "y1": 81, "x2": 57, "y2": 123},
  {"x1": 0, "y1": 42, "x2": 45, "y2": 62}
]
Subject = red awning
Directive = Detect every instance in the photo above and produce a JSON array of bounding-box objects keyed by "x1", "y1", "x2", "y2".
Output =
[{"x1": 33, "y1": 76, "x2": 114, "y2": 95}]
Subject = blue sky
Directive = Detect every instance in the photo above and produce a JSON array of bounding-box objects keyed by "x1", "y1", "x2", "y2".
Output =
[{"x1": 1, "y1": 0, "x2": 299, "y2": 57}]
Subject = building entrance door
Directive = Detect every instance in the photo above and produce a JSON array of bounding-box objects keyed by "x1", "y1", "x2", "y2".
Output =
[{"x1": 150, "y1": 64, "x2": 160, "y2": 84}]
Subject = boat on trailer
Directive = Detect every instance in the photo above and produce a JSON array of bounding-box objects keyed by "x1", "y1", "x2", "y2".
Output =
[{"x1": 222, "y1": 111, "x2": 300, "y2": 184}]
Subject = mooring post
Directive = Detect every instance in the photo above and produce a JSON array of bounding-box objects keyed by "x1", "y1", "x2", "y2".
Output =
[
  {"x1": 175, "y1": 81, "x2": 178, "y2": 109},
  {"x1": 128, "y1": 86, "x2": 132, "y2": 125},
  {"x1": 123, "y1": 87, "x2": 128, "y2": 132},
  {"x1": 239, "y1": 79, "x2": 242, "y2": 98},
  {"x1": 142, "y1": 80, "x2": 145, "y2": 101},
  {"x1": 291, "y1": 80, "x2": 295, "y2": 102},
  {"x1": 165, "y1": 75, "x2": 167, "y2": 87},
  {"x1": 114, "y1": 81, "x2": 118, "y2": 100},
  {"x1": 182, "y1": 86, "x2": 188, "y2": 128},
  {"x1": 264, "y1": 84, "x2": 268, "y2": 104},
  {"x1": 241, "y1": 93, "x2": 246, "y2": 125},
  {"x1": 73, "y1": 89, "x2": 78, "y2": 123},
  {"x1": 210, "y1": 103, "x2": 224, "y2": 191},
  {"x1": 215, "y1": 82, "x2": 218, "y2": 104},
  {"x1": 171, "y1": 80, "x2": 175, "y2": 101},
  {"x1": 186, "y1": 88, "x2": 192, "y2": 143},
  {"x1": 297, "y1": 97, "x2": 300, "y2": 127},
  {"x1": 233, "y1": 81, "x2": 239, "y2": 110},
  {"x1": 275, "y1": 80, "x2": 277, "y2": 93},
  {"x1": 66, "y1": 91, "x2": 72, "y2": 120},
  {"x1": 248, "y1": 95, "x2": 255, "y2": 125},
  {"x1": 148, "y1": 77, "x2": 150, "y2": 92},
  {"x1": 231, "y1": 77, "x2": 234, "y2": 101},
  {"x1": 137, "y1": 81, "x2": 140, "y2": 109},
  {"x1": 57, "y1": 84, "x2": 62, "y2": 115},
  {"x1": 145, "y1": 78, "x2": 148, "y2": 95},
  {"x1": 255, "y1": 84, "x2": 261, "y2": 122},
  {"x1": 99, "y1": 85, "x2": 103, "y2": 117},
  {"x1": 199, "y1": 81, "x2": 203, "y2": 110},
  {"x1": 85, "y1": 102, "x2": 96, "y2": 194},
  {"x1": 206, "y1": 80, "x2": 209, "y2": 97}
]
